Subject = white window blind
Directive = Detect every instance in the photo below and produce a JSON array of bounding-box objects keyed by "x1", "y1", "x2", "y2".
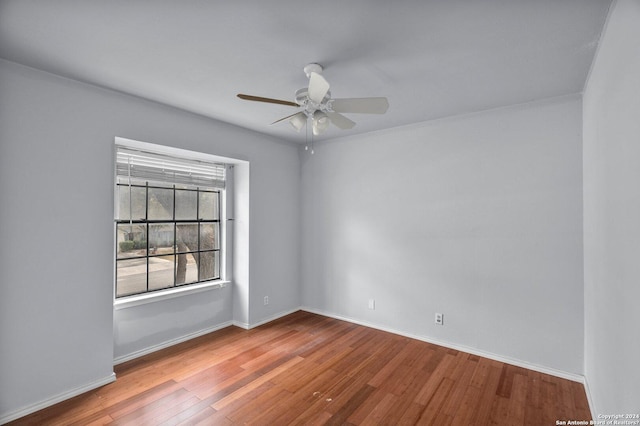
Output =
[{"x1": 116, "y1": 146, "x2": 226, "y2": 189}]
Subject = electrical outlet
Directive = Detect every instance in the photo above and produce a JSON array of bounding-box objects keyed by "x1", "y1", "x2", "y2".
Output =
[
  {"x1": 435, "y1": 313, "x2": 443, "y2": 325},
  {"x1": 264, "y1": 296, "x2": 269, "y2": 306},
  {"x1": 368, "y1": 299, "x2": 375, "y2": 310}
]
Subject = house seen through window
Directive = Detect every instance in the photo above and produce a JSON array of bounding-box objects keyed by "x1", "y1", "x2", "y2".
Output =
[{"x1": 115, "y1": 145, "x2": 226, "y2": 298}]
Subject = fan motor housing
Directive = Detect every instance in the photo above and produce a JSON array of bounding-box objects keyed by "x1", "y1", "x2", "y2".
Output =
[{"x1": 303, "y1": 63, "x2": 323, "y2": 78}]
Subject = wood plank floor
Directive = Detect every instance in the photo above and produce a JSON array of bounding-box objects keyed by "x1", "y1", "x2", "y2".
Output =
[{"x1": 9, "y1": 311, "x2": 592, "y2": 425}]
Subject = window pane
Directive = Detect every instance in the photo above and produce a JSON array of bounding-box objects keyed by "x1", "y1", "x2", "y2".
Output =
[
  {"x1": 117, "y1": 224, "x2": 147, "y2": 259},
  {"x1": 198, "y1": 190, "x2": 219, "y2": 220},
  {"x1": 200, "y1": 223, "x2": 219, "y2": 250},
  {"x1": 149, "y1": 223, "x2": 174, "y2": 254},
  {"x1": 199, "y1": 251, "x2": 219, "y2": 281},
  {"x1": 148, "y1": 255, "x2": 175, "y2": 291},
  {"x1": 175, "y1": 189, "x2": 197, "y2": 220},
  {"x1": 117, "y1": 185, "x2": 146, "y2": 221},
  {"x1": 176, "y1": 252, "x2": 198, "y2": 285},
  {"x1": 116, "y1": 258, "x2": 147, "y2": 297},
  {"x1": 176, "y1": 223, "x2": 198, "y2": 252},
  {"x1": 148, "y1": 187, "x2": 173, "y2": 220}
]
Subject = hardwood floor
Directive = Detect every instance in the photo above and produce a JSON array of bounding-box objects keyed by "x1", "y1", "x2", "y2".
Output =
[{"x1": 9, "y1": 311, "x2": 592, "y2": 425}]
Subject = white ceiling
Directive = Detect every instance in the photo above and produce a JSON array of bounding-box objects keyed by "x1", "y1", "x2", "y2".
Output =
[{"x1": 0, "y1": 0, "x2": 611, "y2": 143}]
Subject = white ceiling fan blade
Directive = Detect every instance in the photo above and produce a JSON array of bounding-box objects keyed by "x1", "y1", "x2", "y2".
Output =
[
  {"x1": 308, "y1": 72, "x2": 330, "y2": 104},
  {"x1": 327, "y1": 111, "x2": 356, "y2": 130},
  {"x1": 331, "y1": 97, "x2": 389, "y2": 114}
]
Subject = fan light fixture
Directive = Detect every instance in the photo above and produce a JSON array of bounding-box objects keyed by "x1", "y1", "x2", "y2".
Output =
[
  {"x1": 289, "y1": 113, "x2": 307, "y2": 132},
  {"x1": 312, "y1": 111, "x2": 329, "y2": 135}
]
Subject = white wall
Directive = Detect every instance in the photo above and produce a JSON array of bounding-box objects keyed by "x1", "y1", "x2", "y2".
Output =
[
  {"x1": 583, "y1": 0, "x2": 640, "y2": 416},
  {"x1": 0, "y1": 59, "x2": 300, "y2": 421},
  {"x1": 301, "y1": 96, "x2": 584, "y2": 375},
  {"x1": 113, "y1": 287, "x2": 233, "y2": 361}
]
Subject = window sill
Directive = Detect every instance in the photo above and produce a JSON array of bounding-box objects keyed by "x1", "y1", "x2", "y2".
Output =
[{"x1": 114, "y1": 280, "x2": 229, "y2": 310}]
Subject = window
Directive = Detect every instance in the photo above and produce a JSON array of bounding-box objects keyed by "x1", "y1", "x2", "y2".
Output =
[{"x1": 115, "y1": 145, "x2": 226, "y2": 298}]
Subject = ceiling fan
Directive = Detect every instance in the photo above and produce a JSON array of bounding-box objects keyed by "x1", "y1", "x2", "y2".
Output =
[{"x1": 237, "y1": 63, "x2": 389, "y2": 136}]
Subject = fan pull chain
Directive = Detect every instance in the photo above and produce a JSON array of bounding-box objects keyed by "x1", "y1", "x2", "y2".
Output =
[
  {"x1": 305, "y1": 119, "x2": 309, "y2": 151},
  {"x1": 304, "y1": 117, "x2": 314, "y2": 154}
]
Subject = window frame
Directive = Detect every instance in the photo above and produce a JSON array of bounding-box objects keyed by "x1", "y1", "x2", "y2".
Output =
[{"x1": 113, "y1": 138, "x2": 230, "y2": 306}]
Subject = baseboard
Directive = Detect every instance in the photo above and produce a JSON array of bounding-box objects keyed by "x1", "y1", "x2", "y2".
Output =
[
  {"x1": 583, "y1": 375, "x2": 597, "y2": 420},
  {"x1": 232, "y1": 320, "x2": 250, "y2": 329},
  {"x1": 249, "y1": 308, "x2": 302, "y2": 329},
  {"x1": 0, "y1": 373, "x2": 116, "y2": 425},
  {"x1": 113, "y1": 321, "x2": 233, "y2": 365},
  {"x1": 301, "y1": 306, "x2": 586, "y2": 384}
]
